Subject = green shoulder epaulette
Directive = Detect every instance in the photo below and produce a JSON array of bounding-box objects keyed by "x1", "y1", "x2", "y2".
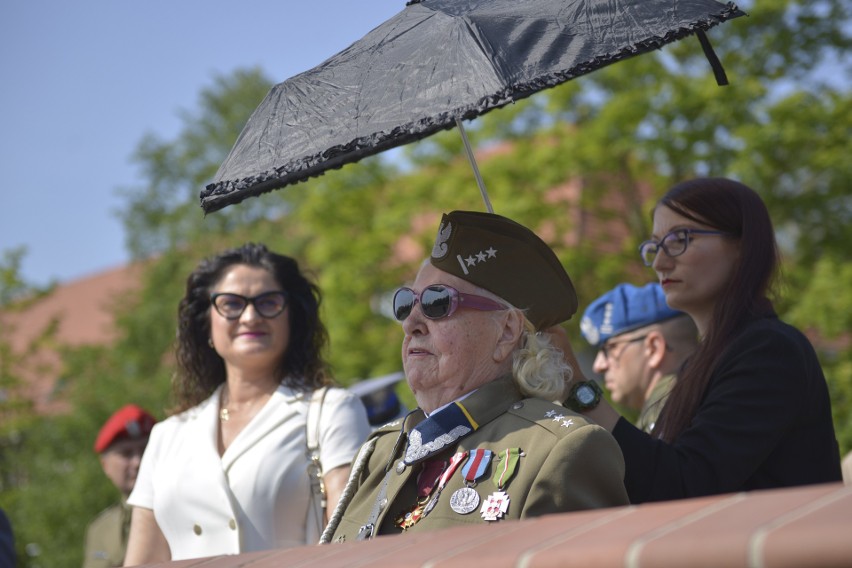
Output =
[{"x1": 508, "y1": 397, "x2": 592, "y2": 436}]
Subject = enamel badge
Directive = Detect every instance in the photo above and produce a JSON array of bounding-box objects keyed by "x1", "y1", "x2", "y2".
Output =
[{"x1": 480, "y1": 490, "x2": 510, "y2": 521}]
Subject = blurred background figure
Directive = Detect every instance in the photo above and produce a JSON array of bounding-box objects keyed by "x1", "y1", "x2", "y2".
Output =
[
  {"x1": 348, "y1": 372, "x2": 408, "y2": 429},
  {"x1": 581, "y1": 282, "x2": 698, "y2": 433},
  {"x1": 84, "y1": 404, "x2": 156, "y2": 568},
  {"x1": 0, "y1": 508, "x2": 14, "y2": 568}
]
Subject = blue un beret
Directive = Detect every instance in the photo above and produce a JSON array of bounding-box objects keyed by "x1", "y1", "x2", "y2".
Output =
[{"x1": 580, "y1": 283, "x2": 682, "y2": 346}]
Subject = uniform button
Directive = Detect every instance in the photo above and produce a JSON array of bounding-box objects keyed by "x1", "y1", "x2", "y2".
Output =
[
  {"x1": 396, "y1": 461, "x2": 406, "y2": 474},
  {"x1": 512, "y1": 402, "x2": 524, "y2": 410},
  {"x1": 229, "y1": 519, "x2": 237, "y2": 530},
  {"x1": 379, "y1": 498, "x2": 388, "y2": 510},
  {"x1": 193, "y1": 524, "x2": 202, "y2": 535}
]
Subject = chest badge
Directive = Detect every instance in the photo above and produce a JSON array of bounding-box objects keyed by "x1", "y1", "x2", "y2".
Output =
[
  {"x1": 450, "y1": 448, "x2": 491, "y2": 515},
  {"x1": 480, "y1": 448, "x2": 522, "y2": 522}
]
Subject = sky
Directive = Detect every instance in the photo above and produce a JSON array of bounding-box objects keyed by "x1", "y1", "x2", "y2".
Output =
[{"x1": 0, "y1": 1, "x2": 402, "y2": 287}]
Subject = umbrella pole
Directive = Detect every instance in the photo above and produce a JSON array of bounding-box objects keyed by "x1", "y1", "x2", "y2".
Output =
[{"x1": 454, "y1": 117, "x2": 494, "y2": 214}]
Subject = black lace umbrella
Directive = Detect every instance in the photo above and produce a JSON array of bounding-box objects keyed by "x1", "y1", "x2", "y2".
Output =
[{"x1": 201, "y1": 0, "x2": 744, "y2": 213}]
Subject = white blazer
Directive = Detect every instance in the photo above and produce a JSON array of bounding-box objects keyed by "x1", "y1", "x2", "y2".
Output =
[{"x1": 129, "y1": 383, "x2": 370, "y2": 560}]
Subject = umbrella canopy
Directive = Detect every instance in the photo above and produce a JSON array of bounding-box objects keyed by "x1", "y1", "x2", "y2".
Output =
[{"x1": 201, "y1": 0, "x2": 744, "y2": 213}]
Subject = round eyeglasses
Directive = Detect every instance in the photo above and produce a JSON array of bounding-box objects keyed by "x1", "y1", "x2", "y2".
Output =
[
  {"x1": 392, "y1": 285, "x2": 507, "y2": 322},
  {"x1": 210, "y1": 291, "x2": 288, "y2": 320},
  {"x1": 600, "y1": 335, "x2": 647, "y2": 360},
  {"x1": 638, "y1": 228, "x2": 731, "y2": 266}
]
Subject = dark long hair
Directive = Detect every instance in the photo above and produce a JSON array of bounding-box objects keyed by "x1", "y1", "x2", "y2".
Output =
[
  {"x1": 172, "y1": 243, "x2": 330, "y2": 413},
  {"x1": 653, "y1": 178, "x2": 779, "y2": 442}
]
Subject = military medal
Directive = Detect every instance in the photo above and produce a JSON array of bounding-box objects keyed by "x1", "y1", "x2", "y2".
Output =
[
  {"x1": 480, "y1": 490, "x2": 510, "y2": 521},
  {"x1": 394, "y1": 459, "x2": 445, "y2": 530},
  {"x1": 449, "y1": 486, "x2": 480, "y2": 514},
  {"x1": 422, "y1": 451, "x2": 467, "y2": 517},
  {"x1": 480, "y1": 448, "x2": 522, "y2": 522},
  {"x1": 395, "y1": 502, "x2": 426, "y2": 529},
  {"x1": 449, "y1": 448, "x2": 492, "y2": 515}
]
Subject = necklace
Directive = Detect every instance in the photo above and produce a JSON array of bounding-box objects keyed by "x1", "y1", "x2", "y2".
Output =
[{"x1": 219, "y1": 387, "x2": 273, "y2": 422}]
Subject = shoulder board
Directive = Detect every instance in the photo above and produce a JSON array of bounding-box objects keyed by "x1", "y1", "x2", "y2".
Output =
[
  {"x1": 372, "y1": 418, "x2": 405, "y2": 434},
  {"x1": 508, "y1": 398, "x2": 593, "y2": 436}
]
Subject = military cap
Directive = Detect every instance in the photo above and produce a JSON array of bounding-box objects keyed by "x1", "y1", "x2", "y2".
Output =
[
  {"x1": 429, "y1": 211, "x2": 577, "y2": 329},
  {"x1": 94, "y1": 404, "x2": 156, "y2": 453},
  {"x1": 580, "y1": 282, "x2": 682, "y2": 346}
]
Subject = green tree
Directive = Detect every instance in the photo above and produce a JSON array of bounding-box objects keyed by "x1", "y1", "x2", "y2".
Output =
[
  {"x1": 117, "y1": 67, "x2": 282, "y2": 259},
  {"x1": 4, "y1": 1, "x2": 850, "y2": 565}
]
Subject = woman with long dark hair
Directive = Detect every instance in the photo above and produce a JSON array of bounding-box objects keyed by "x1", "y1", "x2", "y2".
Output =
[
  {"x1": 124, "y1": 243, "x2": 371, "y2": 563},
  {"x1": 570, "y1": 178, "x2": 841, "y2": 503}
]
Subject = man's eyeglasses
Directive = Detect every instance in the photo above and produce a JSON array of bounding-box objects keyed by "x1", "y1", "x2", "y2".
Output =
[
  {"x1": 210, "y1": 291, "x2": 288, "y2": 320},
  {"x1": 600, "y1": 335, "x2": 648, "y2": 360},
  {"x1": 392, "y1": 285, "x2": 507, "y2": 322},
  {"x1": 638, "y1": 228, "x2": 730, "y2": 266}
]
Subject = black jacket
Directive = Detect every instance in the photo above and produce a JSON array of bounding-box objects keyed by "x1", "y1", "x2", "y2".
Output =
[{"x1": 614, "y1": 315, "x2": 842, "y2": 503}]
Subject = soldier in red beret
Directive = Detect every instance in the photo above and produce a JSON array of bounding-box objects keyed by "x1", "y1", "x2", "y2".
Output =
[{"x1": 83, "y1": 405, "x2": 156, "y2": 568}]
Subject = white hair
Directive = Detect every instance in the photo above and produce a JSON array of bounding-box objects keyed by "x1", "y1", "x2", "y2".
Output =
[{"x1": 513, "y1": 318, "x2": 573, "y2": 401}]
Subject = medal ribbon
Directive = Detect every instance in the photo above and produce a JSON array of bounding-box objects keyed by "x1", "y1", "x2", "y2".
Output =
[
  {"x1": 422, "y1": 451, "x2": 467, "y2": 517},
  {"x1": 491, "y1": 448, "x2": 521, "y2": 489},
  {"x1": 417, "y1": 460, "x2": 447, "y2": 498},
  {"x1": 436, "y1": 451, "x2": 468, "y2": 493},
  {"x1": 396, "y1": 459, "x2": 447, "y2": 529},
  {"x1": 462, "y1": 448, "x2": 493, "y2": 484}
]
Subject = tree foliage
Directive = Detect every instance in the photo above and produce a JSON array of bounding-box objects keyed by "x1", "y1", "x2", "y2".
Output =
[{"x1": 2, "y1": 1, "x2": 849, "y2": 565}]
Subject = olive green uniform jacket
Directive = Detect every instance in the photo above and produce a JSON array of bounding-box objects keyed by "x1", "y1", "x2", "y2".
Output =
[
  {"x1": 327, "y1": 375, "x2": 628, "y2": 543},
  {"x1": 636, "y1": 373, "x2": 676, "y2": 434},
  {"x1": 83, "y1": 501, "x2": 129, "y2": 568}
]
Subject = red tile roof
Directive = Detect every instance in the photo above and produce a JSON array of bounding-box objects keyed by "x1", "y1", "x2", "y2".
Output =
[{"x1": 0, "y1": 263, "x2": 144, "y2": 414}]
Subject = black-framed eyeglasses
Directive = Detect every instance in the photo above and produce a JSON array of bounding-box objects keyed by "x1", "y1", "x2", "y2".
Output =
[
  {"x1": 638, "y1": 228, "x2": 731, "y2": 266},
  {"x1": 392, "y1": 284, "x2": 507, "y2": 322},
  {"x1": 600, "y1": 335, "x2": 648, "y2": 360},
  {"x1": 210, "y1": 291, "x2": 288, "y2": 320}
]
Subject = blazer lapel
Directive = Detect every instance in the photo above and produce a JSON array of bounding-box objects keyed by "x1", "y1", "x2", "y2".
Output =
[{"x1": 220, "y1": 385, "x2": 303, "y2": 472}]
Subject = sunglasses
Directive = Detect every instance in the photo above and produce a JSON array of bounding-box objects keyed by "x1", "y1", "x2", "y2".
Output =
[
  {"x1": 210, "y1": 291, "x2": 288, "y2": 320},
  {"x1": 392, "y1": 285, "x2": 507, "y2": 321}
]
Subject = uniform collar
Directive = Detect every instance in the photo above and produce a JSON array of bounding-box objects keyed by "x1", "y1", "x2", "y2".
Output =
[{"x1": 403, "y1": 374, "x2": 520, "y2": 465}]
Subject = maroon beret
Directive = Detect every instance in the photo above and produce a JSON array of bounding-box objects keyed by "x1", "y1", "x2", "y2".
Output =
[
  {"x1": 94, "y1": 404, "x2": 156, "y2": 453},
  {"x1": 429, "y1": 211, "x2": 578, "y2": 330}
]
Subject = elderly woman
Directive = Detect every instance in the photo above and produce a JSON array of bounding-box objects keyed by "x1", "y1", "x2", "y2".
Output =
[{"x1": 323, "y1": 211, "x2": 628, "y2": 543}]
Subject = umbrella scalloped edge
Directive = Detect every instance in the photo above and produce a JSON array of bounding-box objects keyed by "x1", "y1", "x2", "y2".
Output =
[{"x1": 200, "y1": 2, "x2": 744, "y2": 213}]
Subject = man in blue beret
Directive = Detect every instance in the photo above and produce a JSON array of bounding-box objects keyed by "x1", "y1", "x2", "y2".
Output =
[{"x1": 580, "y1": 283, "x2": 698, "y2": 433}]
